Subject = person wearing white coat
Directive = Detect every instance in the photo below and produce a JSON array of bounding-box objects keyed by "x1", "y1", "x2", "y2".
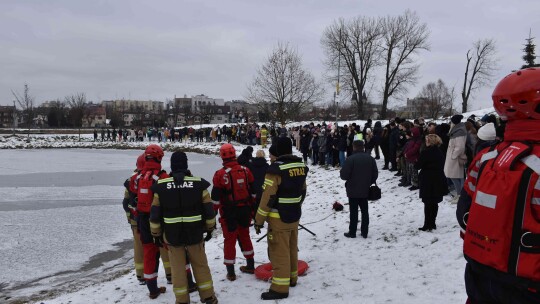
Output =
[{"x1": 443, "y1": 114, "x2": 468, "y2": 198}]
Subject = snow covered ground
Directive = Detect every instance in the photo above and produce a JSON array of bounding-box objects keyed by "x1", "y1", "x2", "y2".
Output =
[
  {"x1": 0, "y1": 149, "x2": 221, "y2": 303},
  {"x1": 0, "y1": 138, "x2": 468, "y2": 303}
]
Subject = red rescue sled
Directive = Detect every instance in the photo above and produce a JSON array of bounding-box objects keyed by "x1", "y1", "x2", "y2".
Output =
[{"x1": 254, "y1": 260, "x2": 309, "y2": 281}]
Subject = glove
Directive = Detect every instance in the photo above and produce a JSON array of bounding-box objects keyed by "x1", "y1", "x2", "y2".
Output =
[
  {"x1": 204, "y1": 231, "x2": 213, "y2": 242},
  {"x1": 153, "y1": 236, "x2": 163, "y2": 247},
  {"x1": 254, "y1": 224, "x2": 263, "y2": 235}
]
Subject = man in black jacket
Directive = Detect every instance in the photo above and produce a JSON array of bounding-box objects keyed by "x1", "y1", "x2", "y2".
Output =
[
  {"x1": 388, "y1": 122, "x2": 399, "y2": 171},
  {"x1": 340, "y1": 140, "x2": 378, "y2": 238},
  {"x1": 150, "y1": 152, "x2": 218, "y2": 304}
]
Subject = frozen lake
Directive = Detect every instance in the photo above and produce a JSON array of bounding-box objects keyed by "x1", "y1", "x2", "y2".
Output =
[{"x1": 0, "y1": 149, "x2": 222, "y2": 302}]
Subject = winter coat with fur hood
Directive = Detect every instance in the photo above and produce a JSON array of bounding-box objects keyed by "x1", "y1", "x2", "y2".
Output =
[{"x1": 443, "y1": 122, "x2": 468, "y2": 179}]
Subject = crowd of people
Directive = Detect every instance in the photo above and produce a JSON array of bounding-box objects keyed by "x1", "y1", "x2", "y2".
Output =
[
  {"x1": 122, "y1": 135, "x2": 308, "y2": 302},
  {"x1": 93, "y1": 124, "x2": 273, "y2": 144},
  {"x1": 120, "y1": 67, "x2": 539, "y2": 304},
  {"x1": 117, "y1": 113, "x2": 507, "y2": 302}
]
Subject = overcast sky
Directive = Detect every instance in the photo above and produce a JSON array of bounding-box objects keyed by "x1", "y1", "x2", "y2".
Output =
[{"x1": 1, "y1": 0, "x2": 539, "y2": 111}]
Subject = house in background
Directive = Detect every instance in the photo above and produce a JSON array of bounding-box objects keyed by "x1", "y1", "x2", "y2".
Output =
[
  {"x1": 0, "y1": 106, "x2": 17, "y2": 128},
  {"x1": 82, "y1": 105, "x2": 107, "y2": 128}
]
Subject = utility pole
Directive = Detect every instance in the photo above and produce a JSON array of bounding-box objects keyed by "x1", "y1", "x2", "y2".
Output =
[
  {"x1": 334, "y1": 28, "x2": 342, "y2": 127},
  {"x1": 12, "y1": 100, "x2": 16, "y2": 135}
]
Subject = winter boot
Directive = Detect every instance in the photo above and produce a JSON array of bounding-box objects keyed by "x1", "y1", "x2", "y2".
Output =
[
  {"x1": 202, "y1": 295, "x2": 218, "y2": 304},
  {"x1": 240, "y1": 258, "x2": 255, "y2": 274},
  {"x1": 187, "y1": 272, "x2": 197, "y2": 293},
  {"x1": 261, "y1": 289, "x2": 289, "y2": 300},
  {"x1": 419, "y1": 204, "x2": 429, "y2": 231},
  {"x1": 137, "y1": 275, "x2": 146, "y2": 285},
  {"x1": 148, "y1": 286, "x2": 166, "y2": 299},
  {"x1": 344, "y1": 232, "x2": 356, "y2": 238},
  {"x1": 429, "y1": 204, "x2": 439, "y2": 230},
  {"x1": 226, "y1": 265, "x2": 236, "y2": 281}
]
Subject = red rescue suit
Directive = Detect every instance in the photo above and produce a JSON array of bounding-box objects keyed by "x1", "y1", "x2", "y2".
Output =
[
  {"x1": 457, "y1": 120, "x2": 540, "y2": 303},
  {"x1": 211, "y1": 160, "x2": 255, "y2": 265},
  {"x1": 132, "y1": 160, "x2": 169, "y2": 292}
]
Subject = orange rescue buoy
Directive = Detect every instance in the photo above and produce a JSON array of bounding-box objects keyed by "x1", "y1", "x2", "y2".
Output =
[{"x1": 254, "y1": 260, "x2": 309, "y2": 281}]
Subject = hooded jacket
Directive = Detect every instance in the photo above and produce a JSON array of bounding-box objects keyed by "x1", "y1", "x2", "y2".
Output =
[
  {"x1": 404, "y1": 127, "x2": 422, "y2": 163},
  {"x1": 444, "y1": 122, "x2": 468, "y2": 179}
]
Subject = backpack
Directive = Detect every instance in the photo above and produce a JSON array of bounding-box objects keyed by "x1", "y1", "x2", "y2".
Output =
[
  {"x1": 222, "y1": 165, "x2": 251, "y2": 206},
  {"x1": 464, "y1": 141, "x2": 540, "y2": 286},
  {"x1": 136, "y1": 169, "x2": 163, "y2": 213}
]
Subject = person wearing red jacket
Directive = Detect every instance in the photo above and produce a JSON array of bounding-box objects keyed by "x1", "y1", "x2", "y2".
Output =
[
  {"x1": 133, "y1": 144, "x2": 170, "y2": 299},
  {"x1": 403, "y1": 127, "x2": 422, "y2": 191},
  {"x1": 123, "y1": 154, "x2": 146, "y2": 284},
  {"x1": 211, "y1": 143, "x2": 256, "y2": 281},
  {"x1": 456, "y1": 68, "x2": 540, "y2": 303}
]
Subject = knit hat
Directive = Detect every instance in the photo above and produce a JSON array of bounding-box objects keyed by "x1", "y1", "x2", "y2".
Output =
[
  {"x1": 170, "y1": 151, "x2": 188, "y2": 171},
  {"x1": 241, "y1": 146, "x2": 254, "y2": 157},
  {"x1": 269, "y1": 144, "x2": 278, "y2": 158},
  {"x1": 276, "y1": 137, "x2": 293, "y2": 156},
  {"x1": 477, "y1": 123, "x2": 496, "y2": 141},
  {"x1": 451, "y1": 114, "x2": 464, "y2": 125}
]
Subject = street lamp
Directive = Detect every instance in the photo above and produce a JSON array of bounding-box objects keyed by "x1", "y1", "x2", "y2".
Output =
[
  {"x1": 12, "y1": 100, "x2": 16, "y2": 135},
  {"x1": 351, "y1": 93, "x2": 358, "y2": 119}
]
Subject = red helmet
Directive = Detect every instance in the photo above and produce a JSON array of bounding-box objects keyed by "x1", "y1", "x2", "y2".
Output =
[
  {"x1": 492, "y1": 68, "x2": 540, "y2": 121},
  {"x1": 136, "y1": 153, "x2": 146, "y2": 170},
  {"x1": 219, "y1": 143, "x2": 236, "y2": 160},
  {"x1": 144, "y1": 144, "x2": 164, "y2": 162}
]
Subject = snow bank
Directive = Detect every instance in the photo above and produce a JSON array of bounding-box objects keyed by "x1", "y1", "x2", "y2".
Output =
[
  {"x1": 0, "y1": 107, "x2": 490, "y2": 303},
  {"x1": 19, "y1": 150, "x2": 467, "y2": 304}
]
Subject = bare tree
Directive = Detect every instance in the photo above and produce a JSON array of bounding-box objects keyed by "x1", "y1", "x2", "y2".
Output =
[
  {"x1": 11, "y1": 83, "x2": 35, "y2": 137},
  {"x1": 246, "y1": 42, "x2": 325, "y2": 125},
  {"x1": 380, "y1": 10, "x2": 430, "y2": 118},
  {"x1": 65, "y1": 92, "x2": 87, "y2": 141},
  {"x1": 417, "y1": 79, "x2": 452, "y2": 119},
  {"x1": 322, "y1": 16, "x2": 383, "y2": 118},
  {"x1": 461, "y1": 38, "x2": 497, "y2": 113}
]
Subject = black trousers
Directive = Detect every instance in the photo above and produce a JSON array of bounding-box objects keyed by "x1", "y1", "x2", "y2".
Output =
[
  {"x1": 348, "y1": 198, "x2": 369, "y2": 237},
  {"x1": 465, "y1": 263, "x2": 540, "y2": 303},
  {"x1": 373, "y1": 143, "x2": 380, "y2": 158},
  {"x1": 389, "y1": 147, "x2": 397, "y2": 169},
  {"x1": 422, "y1": 199, "x2": 439, "y2": 229}
]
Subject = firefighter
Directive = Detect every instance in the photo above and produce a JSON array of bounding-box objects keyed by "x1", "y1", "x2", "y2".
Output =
[
  {"x1": 260, "y1": 125, "x2": 269, "y2": 148},
  {"x1": 122, "y1": 154, "x2": 146, "y2": 284},
  {"x1": 254, "y1": 137, "x2": 309, "y2": 300},
  {"x1": 134, "y1": 144, "x2": 169, "y2": 299},
  {"x1": 211, "y1": 143, "x2": 256, "y2": 281},
  {"x1": 150, "y1": 151, "x2": 218, "y2": 304},
  {"x1": 457, "y1": 68, "x2": 540, "y2": 303},
  {"x1": 126, "y1": 153, "x2": 174, "y2": 287},
  {"x1": 129, "y1": 153, "x2": 197, "y2": 291}
]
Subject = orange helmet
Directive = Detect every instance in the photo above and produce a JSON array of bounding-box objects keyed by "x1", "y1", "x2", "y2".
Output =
[
  {"x1": 144, "y1": 144, "x2": 164, "y2": 162},
  {"x1": 136, "y1": 153, "x2": 146, "y2": 170},
  {"x1": 492, "y1": 68, "x2": 540, "y2": 121},
  {"x1": 219, "y1": 143, "x2": 236, "y2": 160}
]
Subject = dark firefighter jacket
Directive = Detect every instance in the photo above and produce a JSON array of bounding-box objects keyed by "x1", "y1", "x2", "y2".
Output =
[{"x1": 150, "y1": 170, "x2": 216, "y2": 246}]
